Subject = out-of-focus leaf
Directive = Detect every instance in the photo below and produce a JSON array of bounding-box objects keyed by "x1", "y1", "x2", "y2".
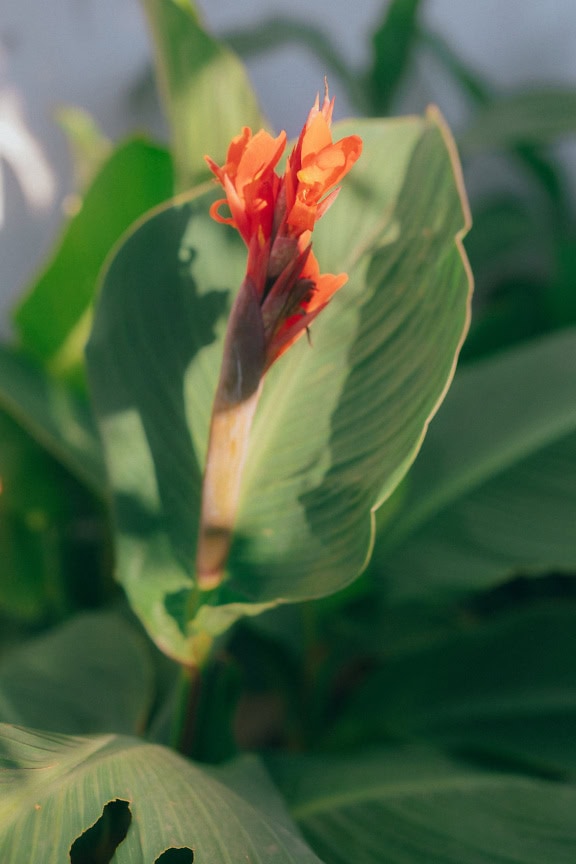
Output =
[
  {"x1": 464, "y1": 197, "x2": 549, "y2": 281},
  {"x1": 367, "y1": 0, "x2": 423, "y2": 114},
  {"x1": 459, "y1": 88, "x2": 576, "y2": 156},
  {"x1": 55, "y1": 106, "x2": 112, "y2": 195},
  {"x1": 0, "y1": 346, "x2": 104, "y2": 498},
  {"x1": 546, "y1": 239, "x2": 576, "y2": 328},
  {"x1": 87, "y1": 110, "x2": 472, "y2": 664},
  {"x1": 13, "y1": 138, "x2": 173, "y2": 382},
  {"x1": 460, "y1": 283, "x2": 548, "y2": 363},
  {"x1": 141, "y1": 0, "x2": 265, "y2": 189},
  {"x1": 331, "y1": 603, "x2": 576, "y2": 776},
  {"x1": 0, "y1": 397, "x2": 107, "y2": 621},
  {"x1": 270, "y1": 746, "x2": 576, "y2": 864},
  {"x1": 0, "y1": 612, "x2": 153, "y2": 735},
  {"x1": 223, "y1": 16, "x2": 359, "y2": 108},
  {"x1": 0, "y1": 347, "x2": 109, "y2": 619},
  {"x1": 420, "y1": 35, "x2": 571, "y2": 213},
  {"x1": 419, "y1": 28, "x2": 490, "y2": 106},
  {"x1": 0, "y1": 726, "x2": 322, "y2": 864},
  {"x1": 0, "y1": 409, "x2": 72, "y2": 620},
  {"x1": 374, "y1": 329, "x2": 576, "y2": 601}
]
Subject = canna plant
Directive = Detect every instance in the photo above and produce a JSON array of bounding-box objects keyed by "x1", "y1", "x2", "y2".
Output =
[
  {"x1": 197, "y1": 87, "x2": 363, "y2": 589},
  {"x1": 2, "y1": 1, "x2": 576, "y2": 862}
]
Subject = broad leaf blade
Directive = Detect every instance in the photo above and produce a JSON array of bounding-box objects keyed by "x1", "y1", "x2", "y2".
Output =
[
  {"x1": 332, "y1": 603, "x2": 576, "y2": 776},
  {"x1": 0, "y1": 612, "x2": 154, "y2": 735},
  {"x1": 141, "y1": 0, "x2": 265, "y2": 189},
  {"x1": 14, "y1": 138, "x2": 173, "y2": 378},
  {"x1": 0, "y1": 726, "x2": 322, "y2": 864},
  {"x1": 87, "y1": 111, "x2": 472, "y2": 663},
  {"x1": 374, "y1": 329, "x2": 576, "y2": 601},
  {"x1": 270, "y1": 747, "x2": 576, "y2": 864},
  {"x1": 0, "y1": 346, "x2": 104, "y2": 498},
  {"x1": 459, "y1": 88, "x2": 576, "y2": 156}
]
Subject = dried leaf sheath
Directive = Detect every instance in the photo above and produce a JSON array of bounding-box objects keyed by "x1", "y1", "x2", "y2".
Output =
[{"x1": 196, "y1": 279, "x2": 265, "y2": 588}]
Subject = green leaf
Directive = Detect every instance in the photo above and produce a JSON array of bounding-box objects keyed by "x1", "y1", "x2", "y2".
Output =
[
  {"x1": 331, "y1": 603, "x2": 576, "y2": 776},
  {"x1": 419, "y1": 29, "x2": 491, "y2": 107},
  {"x1": 0, "y1": 725, "x2": 322, "y2": 863},
  {"x1": 13, "y1": 138, "x2": 174, "y2": 380},
  {"x1": 223, "y1": 17, "x2": 360, "y2": 110},
  {"x1": 87, "y1": 110, "x2": 472, "y2": 664},
  {"x1": 55, "y1": 106, "x2": 112, "y2": 194},
  {"x1": 0, "y1": 346, "x2": 104, "y2": 498},
  {"x1": 0, "y1": 348, "x2": 110, "y2": 619},
  {"x1": 464, "y1": 196, "x2": 550, "y2": 284},
  {"x1": 0, "y1": 409, "x2": 75, "y2": 620},
  {"x1": 0, "y1": 612, "x2": 154, "y2": 735},
  {"x1": 269, "y1": 747, "x2": 576, "y2": 864},
  {"x1": 367, "y1": 0, "x2": 423, "y2": 115},
  {"x1": 374, "y1": 329, "x2": 576, "y2": 601},
  {"x1": 141, "y1": 0, "x2": 265, "y2": 189},
  {"x1": 459, "y1": 88, "x2": 576, "y2": 156}
]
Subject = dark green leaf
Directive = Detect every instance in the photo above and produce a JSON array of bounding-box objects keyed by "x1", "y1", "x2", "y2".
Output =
[
  {"x1": 0, "y1": 612, "x2": 154, "y2": 735},
  {"x1": 0, "y1": 346, "x2": 104, "y2": 498},
  {"x1": 332, "y1": 603, "x2": 576, "y2": 776},
  {"x1": 0, "y1": 409, "x2": 72, "y2": 620},
  {"x1": 459, "y1": 88, "x2": 576, "y2": 156},
  {"x1": 367, "y1": 0, "x2": 423, "y2": 114},
  {"x1": 270, "y1": 746, "x2": 576, "y2": 864}
]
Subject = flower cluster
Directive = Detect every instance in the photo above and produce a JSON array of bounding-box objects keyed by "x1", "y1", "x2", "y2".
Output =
[{"x1": 205, "y1": 87, "x2": 362, "y2": 369}]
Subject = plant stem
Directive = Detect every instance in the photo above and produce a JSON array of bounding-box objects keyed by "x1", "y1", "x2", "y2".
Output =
[
  {"x1": 170, "y1": 664, "x2": 202, "y2": 757},
  {"x1": 195, "y1": 277, "x2": 266, "y2": 589}
]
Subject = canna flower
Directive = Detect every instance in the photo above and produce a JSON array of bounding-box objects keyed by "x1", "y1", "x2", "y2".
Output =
[
  {"x1": 205, "y1": 84, "x2": 362, "y2": 368},
  {"x1": 196, "y1": 86, "x2": 362, "y2": 589}
]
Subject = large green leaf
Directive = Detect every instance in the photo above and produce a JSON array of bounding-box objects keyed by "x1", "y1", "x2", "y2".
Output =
[
  {"x1": 141, "y1": 0, "x2": 265, "y2": 189},
  {"x1": 270, "y1": 747, "x2": 576, "y2": 864},
  {"x1": 374, "y1": 329, "x2": 576, "y2": 601},
  {"x1": 0, "y1": 725, "x2": 322, "y2": 863},
  {"x1": 0, "y1": 612, "x2": 154, "y2": 735},
  {"x1": 87, "y1": 110, "x2": 472, "y2": 664},
  {"x1": 330, "y1": 603, "x2": 576, "y2": 777},
  {"x1": 459, "y1": 88, "x2": 576, "y2": 156},
  {"x1": 0, "y1": 346, "x2": 104, "y2": 498},
  {"x1": 14, "y1": 138, "x2": 174, "y2": 380}
]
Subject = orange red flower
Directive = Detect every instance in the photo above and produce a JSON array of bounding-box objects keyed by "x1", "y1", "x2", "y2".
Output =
[{"x1": 205, "y1": 86, "x2": 362, "y2": 369}]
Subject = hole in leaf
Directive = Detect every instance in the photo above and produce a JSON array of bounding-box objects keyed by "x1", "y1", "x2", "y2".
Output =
[
  {"x1": 69, "y1": 799, "x2": 132, "y2": 864},
  {"x1": 155, "y1": 850, "x2": 194, "y2": 863}
]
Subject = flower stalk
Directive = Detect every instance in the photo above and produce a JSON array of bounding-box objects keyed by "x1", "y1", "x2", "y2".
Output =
[{"x1": 196, "y1": 85, "x2": 362, "y2": 589}]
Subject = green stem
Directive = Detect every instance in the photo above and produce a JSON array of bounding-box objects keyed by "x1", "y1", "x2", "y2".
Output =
[{"x1": 170, "y1": 664, "x2": 201, "y2": 756}]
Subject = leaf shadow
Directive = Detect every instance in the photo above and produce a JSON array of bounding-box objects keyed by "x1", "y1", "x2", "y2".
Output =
[
  {"x1": 299, "y1": 125, "x2": 468, "y2": 570},
  {"x1": 87, "y1": 200, "x2": 229, "y2": 573}
]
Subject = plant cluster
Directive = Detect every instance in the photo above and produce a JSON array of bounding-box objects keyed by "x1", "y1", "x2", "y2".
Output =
[{"x1": 1, "y1": 1, "x2": 575, "y2": 861}]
